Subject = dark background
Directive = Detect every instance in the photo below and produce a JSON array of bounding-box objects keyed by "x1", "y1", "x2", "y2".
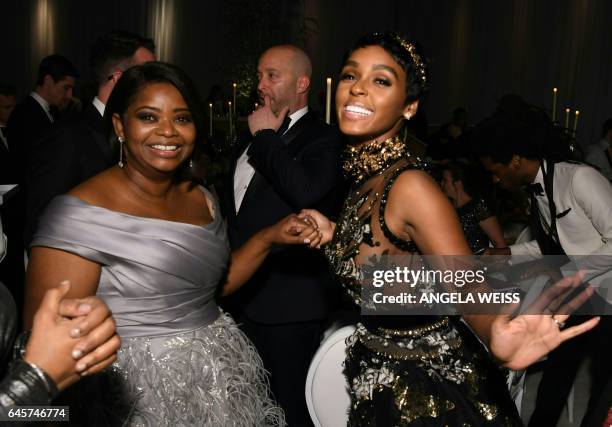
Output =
[{"x1": 1, "y1": 0, "x2": 611, "y2": 147}]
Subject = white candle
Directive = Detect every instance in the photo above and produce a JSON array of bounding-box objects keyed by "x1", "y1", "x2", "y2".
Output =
[
  {"x1": 564, "y1": 108, "x2": 570, "y2": 129},
  {"x1": 325, "y1": 77, "x2": 332, "y2": 124},
  {"x1": 232, "y1": 83, "x2": 237, "y2": 117},
  {"x1": 573, "y1": 110, "x2": 580, "y2": 133},
  {"x1": 552, "y1": 87, "x2": 558, "y2": 122},
  {"x1": 228, "y1": 101, "x2": 233, "y2": 137},
  {"x1": 209, "y1": 103, "x2": 213, "y2": 136}
]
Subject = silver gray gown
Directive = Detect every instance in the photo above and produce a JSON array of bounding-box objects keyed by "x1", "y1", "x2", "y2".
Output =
[{"x1": 31, "y1": 188, "x2": 285, "y2": 426}]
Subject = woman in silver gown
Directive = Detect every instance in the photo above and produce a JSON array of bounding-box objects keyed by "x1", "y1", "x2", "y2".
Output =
[
  {"x1": 24, "y1": 62, "x2": 320, "y2": 426},
  {"x1": 301, "y1": 32, "x2": 600, "y2": 426}
]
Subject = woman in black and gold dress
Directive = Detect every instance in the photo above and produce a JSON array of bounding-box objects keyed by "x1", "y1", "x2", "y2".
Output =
[{"x1": 301, "y1": 32, "x2": 600, "y2": 426}]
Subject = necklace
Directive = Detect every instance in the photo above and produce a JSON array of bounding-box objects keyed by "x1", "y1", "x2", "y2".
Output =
[{"x1": 342, "y1": 134, "x2": 407, "y2": 184}]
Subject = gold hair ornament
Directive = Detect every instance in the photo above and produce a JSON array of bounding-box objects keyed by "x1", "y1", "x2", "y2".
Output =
[{"x1": 391, "y1": 34, "x2": 427, "y2": 86}]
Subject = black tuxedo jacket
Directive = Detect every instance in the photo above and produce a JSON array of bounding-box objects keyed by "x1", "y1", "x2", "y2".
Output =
[
  {"x1": 224, "y1": 110, "x2": 346, "y2": 324},
  {"x1": 24, "y1": 103, "x2": 114, "y2": 246},
  {"x1": 6, "y1": 95, "x2": 54, "y2": 184},
  {"x1": 0, "y1": 130, "x2": 11, "y2": 184}
]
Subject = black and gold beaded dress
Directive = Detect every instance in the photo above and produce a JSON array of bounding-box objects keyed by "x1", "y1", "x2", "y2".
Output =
[
  {"x1": 324, "y1": 136, "x2": 522, "y2": 426},
  {"x1": 457, "y1": 198, "x2": 495, "y2": 254}
]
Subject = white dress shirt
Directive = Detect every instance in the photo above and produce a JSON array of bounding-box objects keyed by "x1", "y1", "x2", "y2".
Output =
[
  {"x1": 0, "y1": 218, "x2": 5, "y2": 264},
  {"x1": 30, "y1": 91, "x2": 54, "y2": 123},
  {"x1": 0, "y1": 126, "x2": 8, "y2": 151},
  {"x1": 510, "y1": 160, "x2": 612, "y2": 302},
  {"x1": 233, "y1": 106, "x2": 309, "y2": 213},
  {"x1": 92, "y1": 96, "x2": 106, "y2": 117}
]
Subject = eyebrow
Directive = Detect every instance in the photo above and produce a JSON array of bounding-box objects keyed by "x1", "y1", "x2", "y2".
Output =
[
  {"x1": 344, "y1": 60, "x2": 399, "y2": 79},
  {"x1": 135, "y1": 106, "x2": 191, "y2": 113}
]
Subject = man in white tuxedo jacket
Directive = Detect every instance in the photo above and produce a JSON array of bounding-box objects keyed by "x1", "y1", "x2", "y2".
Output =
[{"x1": 473, "y1": 105, "x2": 612, "y2": 427}]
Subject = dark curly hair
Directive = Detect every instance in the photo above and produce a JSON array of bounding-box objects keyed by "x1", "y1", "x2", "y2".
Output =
[
  {"x1": 341, "y1": 32, "x2": 430, "y2": 104},
  {"x1": 104, "y1": 61, "x2": 205, "y2": 183}
]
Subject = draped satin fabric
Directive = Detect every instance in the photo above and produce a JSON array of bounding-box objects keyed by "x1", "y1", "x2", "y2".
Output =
[
  {"x1": 29, "y1": 189, "x2": 286, "y2": 426},
  {"x1": 31, "y1": 189, "x2": 230, "y2": 339}
]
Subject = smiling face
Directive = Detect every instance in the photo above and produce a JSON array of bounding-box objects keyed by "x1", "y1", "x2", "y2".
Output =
[
  {"x1": 112, "y1": 82, "x2": 196, "y2": 175},
  {"x1": 336, "y1": 45, "x2": 417, "y2": 144}
]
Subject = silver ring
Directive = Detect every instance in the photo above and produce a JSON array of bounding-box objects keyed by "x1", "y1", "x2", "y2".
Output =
[{"x1": 553, "y1": 318, "x2": 566, "y2": 329}]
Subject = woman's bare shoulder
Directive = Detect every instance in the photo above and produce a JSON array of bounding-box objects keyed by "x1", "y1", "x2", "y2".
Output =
[
  {"x1": 390, "y1": 168, "x2": 440, "y2": 199},
  {"x1": 68, "y1": 167, "x2": 124, "y2": 206}
]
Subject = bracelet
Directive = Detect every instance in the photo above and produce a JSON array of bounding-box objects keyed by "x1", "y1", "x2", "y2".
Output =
[
  {"x1": 8, "y1": 359, "x2": 60, "y2": 402},
  {"x1": 13, "y1": 330, "x2": 30, "y2": 360},
  {"x1": 12, "y1": 330, "x2": 59, "y2": 400},
  {"x1": 23, "y1": 360, "x2": 59, "y2": 399}
]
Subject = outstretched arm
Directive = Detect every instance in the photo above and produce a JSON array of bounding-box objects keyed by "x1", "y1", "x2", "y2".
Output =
[
  {"x1": 387, "y1": 169, "x2": 599, "y2": 369},
  {"x1": 24, "y1": 247, "x2": 101, "y2": 329},
  {"x1": 221, "y1": 215, "x2": 321, "y2": 296},
  {"x1": 479, "y1": 216, "x2": 507, "y2": 248}
]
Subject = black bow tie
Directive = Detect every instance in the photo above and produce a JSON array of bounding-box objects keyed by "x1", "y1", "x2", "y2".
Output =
[{"x1": 525, "y1": 182, "x2": 544, "y2": 196}]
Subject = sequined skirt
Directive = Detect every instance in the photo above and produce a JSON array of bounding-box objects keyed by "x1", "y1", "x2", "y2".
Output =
[
  {"x1": 60, "y1": 312, "x2": 285, "y2": 426},
  {"x1": 344, "y1": 316, "x2": 522, "y2": 426}
]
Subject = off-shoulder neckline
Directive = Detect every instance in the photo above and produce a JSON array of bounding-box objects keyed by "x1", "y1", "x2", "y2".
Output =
[{"x1": 59, "y1": 186, "x2": 219, "y2": 230}]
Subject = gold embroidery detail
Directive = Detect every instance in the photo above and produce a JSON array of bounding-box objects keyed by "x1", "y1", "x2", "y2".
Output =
[
  {"x1": 343, "y1": 135, "x2": 407, "y2": 183},
  {"x1": 475, "y1": 401, "x2": 499, "y2": 421},
  {"x1": 393, "y1": 379, "x2": 454, "y2": 423}
]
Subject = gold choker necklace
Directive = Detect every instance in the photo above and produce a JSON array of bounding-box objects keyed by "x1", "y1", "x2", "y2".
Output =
[{"x1": 343, "y1": 135, "x2": 406, "y2": 183}]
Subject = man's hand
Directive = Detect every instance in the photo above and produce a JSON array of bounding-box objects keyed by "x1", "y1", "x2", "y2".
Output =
[
  {"x1": 24, "y1": 281, "x2": 120, "y2": 391},
  {"x1": 248, "y1": 95, "x2": 289, "y2": 135}
]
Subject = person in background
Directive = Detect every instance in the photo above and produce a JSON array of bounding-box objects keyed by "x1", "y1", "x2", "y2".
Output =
[
  {"x1": 223, "y1": 44, "x2": 344, "y2": 426},
  {"x1": 7, "y1": 54, "x2": 79, "y2": 184},
  {"x1": 440, "y1": 161, "x2": 506, "y2": 253},
  {"x1": 472, "y1": 106, "x2": 612, "y2": 426},
  {"x1": 3, "y1": 55, "x2": 79, "y2": 317}
]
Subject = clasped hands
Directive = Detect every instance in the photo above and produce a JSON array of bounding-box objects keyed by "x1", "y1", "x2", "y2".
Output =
[
  {"x1": 25, "y1": 281, "x2": 120, "y2": 391},
  {"x1": 265, "y1": 214, "x2": 324, "y2": 249},
  {"x1": 272, "y1": 208, "x2": 337, "y2": 249}
]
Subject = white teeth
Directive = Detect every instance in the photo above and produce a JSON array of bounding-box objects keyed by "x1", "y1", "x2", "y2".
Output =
[
  {"x1": 344, "y1": 105, "x2": 373, "y2": 116},
  {"x1": 151, "y1": 145, "x2": 178, "y2": 151}
]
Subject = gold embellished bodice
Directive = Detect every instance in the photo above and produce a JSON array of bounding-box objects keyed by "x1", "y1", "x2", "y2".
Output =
[
  {"x1": 330, "y1": 142, "x2": 520, "y2": 425},
  {"x1": 325, "y1": 138, "x2": 430, "y2": 325}
]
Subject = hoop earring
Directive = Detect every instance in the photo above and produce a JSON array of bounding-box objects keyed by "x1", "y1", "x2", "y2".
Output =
[{"x1": 118, "y1": 137, "x2": 124, "y2": 168}]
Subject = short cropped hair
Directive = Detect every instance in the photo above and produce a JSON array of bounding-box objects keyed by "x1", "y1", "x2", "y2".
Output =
[
  {"x1": 36, "y1": 54, "x2": 79, "y2": 85},
  {"x1": 89, "y1": 31, "x2": 156, "y2": 85}
]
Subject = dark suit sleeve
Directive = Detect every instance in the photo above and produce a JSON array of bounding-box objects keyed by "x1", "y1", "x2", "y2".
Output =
[
  {"x1": 246, "y1": 127, "x2": 342, "y2": 209},
  {"x1": 6, "y1": 111, "x2": 32, "y2": 183},
  {"x1": 24, "y1": 125, "x2": 79, "y2": 245}
]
